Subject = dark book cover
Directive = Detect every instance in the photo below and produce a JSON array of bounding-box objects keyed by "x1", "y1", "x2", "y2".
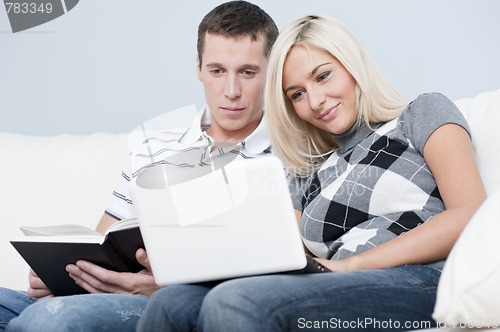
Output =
[{"x1": 11, "y1": 226, "x2": 144, "y2": 296}]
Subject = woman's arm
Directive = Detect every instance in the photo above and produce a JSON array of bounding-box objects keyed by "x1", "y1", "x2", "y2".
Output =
[{"x1": 321, "y1": 123, "x2": 486, "y2": 272}]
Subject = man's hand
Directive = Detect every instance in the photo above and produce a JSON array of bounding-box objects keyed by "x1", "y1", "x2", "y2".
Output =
[
  {"x1": 66, "y1": 248, "x2": 159, "y2": 296},
  {"x1": 27, "y1": 269, "x2": 53, "y2": 300}
]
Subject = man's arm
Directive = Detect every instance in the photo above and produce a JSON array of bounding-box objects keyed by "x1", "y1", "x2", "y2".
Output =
[{"x1": 95, "y1": 212, "x2": 119, "y2": 234}]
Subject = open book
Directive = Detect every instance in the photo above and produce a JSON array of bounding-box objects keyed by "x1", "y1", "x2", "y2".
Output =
[{"x1": 10, "y1": 218, "x2": 144, "y2": 296}]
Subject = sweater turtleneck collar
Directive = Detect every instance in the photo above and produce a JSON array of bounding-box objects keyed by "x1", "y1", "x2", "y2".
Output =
[{"x1": 331, "y1": 119, "x2": 377, "y2": 154}]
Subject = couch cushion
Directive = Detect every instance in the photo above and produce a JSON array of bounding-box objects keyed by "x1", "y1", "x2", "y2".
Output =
[
  {"x1": 0, "y1": 132, "x2": 128, "y2": 290},
  {"x1": 432, "y1": 89, "x2": 500, "y2": 327},
  {"x1": 454, "y1": 88, "x2": 500, "y2": 195},
  {"x1": 433, "y1": 188, "x2": 500, "y2": 328}
]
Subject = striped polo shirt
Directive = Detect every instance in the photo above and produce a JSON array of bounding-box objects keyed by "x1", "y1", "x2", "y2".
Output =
[{"x1": 105, "y1": 105, "x2": 271, "y2": 220}]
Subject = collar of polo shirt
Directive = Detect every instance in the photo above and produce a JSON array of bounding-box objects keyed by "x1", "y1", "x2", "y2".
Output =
[{"x1": 180, "y1": 105, "x2": 271, "y2": 156}]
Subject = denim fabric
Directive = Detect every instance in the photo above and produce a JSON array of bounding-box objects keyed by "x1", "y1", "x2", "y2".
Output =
[
  {"x1": 5, "y1": 293, "x2": 148, "y2": 332},
  {"x1": 137, "y1": 283, "x2": 214, "y2": 332},
  {"x1": 0, "y1": 288, "x2": 36, "y2": 331},
  {"x1": 137, "y1": 265, "x2": 441, "y2": 332}
]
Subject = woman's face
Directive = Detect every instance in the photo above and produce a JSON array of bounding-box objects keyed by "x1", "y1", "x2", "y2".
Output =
[{"x1": 282, "y1": 44, "x2": 358, "y2": 135}]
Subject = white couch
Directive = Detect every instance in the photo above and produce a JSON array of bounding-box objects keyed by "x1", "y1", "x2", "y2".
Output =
[
  {"x1": 0, "y1": 132, "x2": 128, "y2": 291},
  {"x1": 1, "y1": 89, "x2": 500, "y2": 329}
]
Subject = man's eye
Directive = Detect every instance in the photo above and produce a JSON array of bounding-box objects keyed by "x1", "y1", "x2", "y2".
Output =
[
  {"x1": 210, "y1": 69, "x2": 223, "y2": 75},
  {"x1": 242, "y1": 70, "x2": 256, "y2": 77}
]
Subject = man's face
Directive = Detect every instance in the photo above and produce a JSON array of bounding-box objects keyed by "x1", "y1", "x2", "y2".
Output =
[{"x1": 197, "y1": 33, "x2": 268, "y2": 143}]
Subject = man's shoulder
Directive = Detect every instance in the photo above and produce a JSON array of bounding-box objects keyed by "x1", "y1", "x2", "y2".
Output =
[{"x1": 128, "y1": 105, "x2": 204, "y2": 148}]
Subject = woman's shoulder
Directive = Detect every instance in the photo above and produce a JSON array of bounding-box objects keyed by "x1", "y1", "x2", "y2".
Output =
[
  {"x1": 405, "y1": 92, "x2": 456, "y2": 116},
  {"x1": 398, "y1": 92, "x2": 469, "y2": 154},
  {"x1": 413, "y1": 92, "x2": 452, "y2": 103},
  {"x1": 400, "y1": 91, "x2": 464, "y2": 123}
]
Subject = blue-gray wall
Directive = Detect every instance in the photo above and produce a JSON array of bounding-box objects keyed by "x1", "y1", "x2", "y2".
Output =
[{"x1": 1, "y1": 0, "x2": 499, "y2": 135}]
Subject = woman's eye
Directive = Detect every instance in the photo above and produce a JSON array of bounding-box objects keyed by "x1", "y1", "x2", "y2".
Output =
[
  {"x1": 317, "y1": 71, "x2": 331, "y2": 82},
  {"x1": 291, "y1": 91, "x2": 304, "y2": 101}
]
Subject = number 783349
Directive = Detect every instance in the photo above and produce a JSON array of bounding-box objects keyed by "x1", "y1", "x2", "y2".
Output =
[{"x1": 5, "y1": 2, "x2": 53, "y2": 14}]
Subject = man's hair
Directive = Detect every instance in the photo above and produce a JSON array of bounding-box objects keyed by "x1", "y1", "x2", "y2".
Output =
[{"x1": 197, "y1": 1, "x2": 278, "y2": 67}]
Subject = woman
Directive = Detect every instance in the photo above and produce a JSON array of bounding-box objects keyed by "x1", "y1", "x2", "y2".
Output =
[
  {"x1": 139, "y1": 15, "x2": 486, "y2": 331},
  {"x1": 265, "y1": 14, "x2": 485, "y2": 273}
]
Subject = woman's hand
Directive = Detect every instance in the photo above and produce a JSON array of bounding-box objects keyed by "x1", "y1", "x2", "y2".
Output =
[{"x1": 315, "y1": 257, "x2": 353, "y2": 272}]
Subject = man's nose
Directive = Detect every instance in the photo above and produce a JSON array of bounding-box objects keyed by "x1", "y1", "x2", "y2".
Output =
[{"x1": 224, "y1": 74, "x2": 242, "y2": 99}]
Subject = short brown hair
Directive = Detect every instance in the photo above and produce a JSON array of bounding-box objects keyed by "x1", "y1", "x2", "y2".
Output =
[{"x1": 197, "y1": 1, "x2": 278, "y2": 67}]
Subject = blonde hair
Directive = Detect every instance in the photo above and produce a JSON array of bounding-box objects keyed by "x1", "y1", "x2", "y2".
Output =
[{"x1": 265, "y1": 15, "x2": 408, "y2": 177}]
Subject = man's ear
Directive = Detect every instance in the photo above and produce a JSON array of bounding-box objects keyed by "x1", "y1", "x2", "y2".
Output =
[{"x1": 196, "y1": 55, "x2": 202, "y2": 81}]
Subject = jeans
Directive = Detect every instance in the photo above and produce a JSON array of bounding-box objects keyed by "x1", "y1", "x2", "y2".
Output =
[
  {"x1": 137, "y1": 264, "x2": 441, "y2": 332},
  {"x1": 0, "y1": 288, "x2": 36, "y2": 331},
  {"x1": 4, "y1": 292, "x2": 148, "y2": 332}
]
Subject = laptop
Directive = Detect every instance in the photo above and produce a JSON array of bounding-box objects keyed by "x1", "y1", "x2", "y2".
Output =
[{"x1": 130, "y1": 154, "x2": 312, "y2": 286}]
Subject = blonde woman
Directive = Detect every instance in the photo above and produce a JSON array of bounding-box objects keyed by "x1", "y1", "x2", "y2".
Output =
[{"x1": 196, "y1": 15, "x2": 486, "y2": 330}]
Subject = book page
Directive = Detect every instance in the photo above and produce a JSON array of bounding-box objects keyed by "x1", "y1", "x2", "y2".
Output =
[
  {"x1": 106, "y1": 218, "x2": 139, "y2": 234},
  {"x1": 20, "y1": 218, "x2": 139, "y2": 237},
  {"x1": 20, "y1": 224, "x2": 100, "y2": 236}
]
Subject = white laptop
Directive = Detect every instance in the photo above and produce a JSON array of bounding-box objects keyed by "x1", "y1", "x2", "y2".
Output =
[{"x1": 130, "y1": 154, "x2": 309, "y2": 286}]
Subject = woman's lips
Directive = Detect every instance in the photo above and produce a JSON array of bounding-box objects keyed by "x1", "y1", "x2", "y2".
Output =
[{"x1": 318, "y1": 104, "x2": 339, "y2": 121}]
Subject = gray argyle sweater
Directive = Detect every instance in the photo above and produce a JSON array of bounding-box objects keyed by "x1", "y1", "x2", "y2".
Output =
[{"x1": 289, "y1": 93, "x2": 469, "y2": 269}]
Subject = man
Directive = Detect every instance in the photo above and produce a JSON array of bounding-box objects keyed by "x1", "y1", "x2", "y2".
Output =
[{"x1": 1, "y1": 1, "x2": 278, "y2": 331}]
